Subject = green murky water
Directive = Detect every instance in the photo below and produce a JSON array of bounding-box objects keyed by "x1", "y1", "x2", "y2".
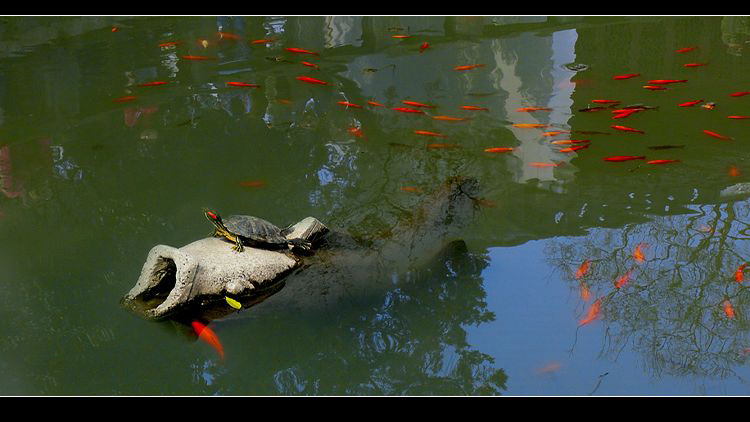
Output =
[{"x1": 1, "y1": 15, "x2": 750, "y2": 395}]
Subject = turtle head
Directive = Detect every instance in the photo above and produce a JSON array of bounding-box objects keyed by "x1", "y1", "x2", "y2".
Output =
[{"x1": 203, "y1": 208, "x2": 226, "y2": 229}]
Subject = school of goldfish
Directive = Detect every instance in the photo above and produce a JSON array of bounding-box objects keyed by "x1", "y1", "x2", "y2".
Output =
[{"x1": 111, "y1": 29, "x2": 750, "y2": 362}]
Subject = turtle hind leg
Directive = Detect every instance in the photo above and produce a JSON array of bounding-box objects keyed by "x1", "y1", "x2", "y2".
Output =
[{"x1": 288, "y1": 238, "x2": 312, "y2": 254}]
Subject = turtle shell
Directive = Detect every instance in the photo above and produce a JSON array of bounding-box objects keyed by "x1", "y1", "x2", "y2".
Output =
[{"x1": 223, "y1": 215, "x2": 289, "y2": 247}]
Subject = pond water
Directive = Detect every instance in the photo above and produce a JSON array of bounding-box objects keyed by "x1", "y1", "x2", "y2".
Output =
[{"x1": 2, "y1": 15, "x2": 750, "y2": 396}]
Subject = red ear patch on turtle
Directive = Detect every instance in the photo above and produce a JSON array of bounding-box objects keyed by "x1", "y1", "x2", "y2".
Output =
[{"x1": 207, "y1": 211, "x2": 218, "y2": 220}]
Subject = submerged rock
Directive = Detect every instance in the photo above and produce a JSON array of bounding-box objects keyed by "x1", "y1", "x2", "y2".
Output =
[{"x1": 720, "y1": 182, "x2": 750, "y2": 198}]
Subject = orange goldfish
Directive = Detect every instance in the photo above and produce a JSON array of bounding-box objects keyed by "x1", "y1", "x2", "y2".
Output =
[
  {"x1": 391, "y1": 107, "x2": 424, "y2": 114},
  {"x1": 191, "y1": 321, "x2": 224, "y2": 360},
  {"x1": 647, "y1": 159, "x2": 680, "y2": 165},
  {"x1": 181, "y1": 55, "x2": 213, "y2": 60},
  {"x1": 158, "y1": 41, "x2": 180, "y2": 48},
  {"x1": 535, "y1": 362, "x2": 562, "y2": 375},
  {"x1": 683, "y1": 62, "x2": 708, "y2": 67},
  {"x1": 414, "y1": 130, "x2": 446, "y2": 137},
  {"x1": 483, "y1": 147, "x2": 514, "y2": 153},
  {"x1": 301, "y1": 61, "x2": 319, "y2": 69},
  {"x1": 735, "y1": 264, "x2": 747, "y2": 283},
  {"x1": 461, "y1": 105, "x2": 489, "y2": 111},
  {"x1": 542, "y1": 130, "x2": 571, "y2": 137},
  {"x1": 728, "y1": 165, "x2": 741, "y2": 177},
  {"x1": 512, "y1": 123, "x2": 548, "y2": 128},
  {"x1": 419, "y1": 42, "x2": 429, "y2": 53},
  {"x1": 550, "y1": 139, "x2": 590, "y2": 145},
  {"x1": 579, "y1": 298, "x2": 602, "y2": 326},
  {"x1": 648, "y1": 79, "x2": 687, "y2": 84},
  {"x1": 426, "y1": 142, "x2": 459, "y2": 149},
  {"x1": 611, "y1": 125, "x2": 645, "y2": 134},
  {"x1": 402, "y1": 100, "x2": 435, "y2": 108},
  {"x1": 703, "y1": 129, "x2": 733, "y2": 140},
  {"x1": 575, "y1": 259, "x2": 591, "y2": 280},
  {"x1": 529, "y1": 162, "x2": 560, "y2": 168},
  {"x1": 367, "y1": 101, "x2": 385, "y2": 107},
  {"x1": 347, "y1": 126, "x2": 365, "y2": 138},
  {"x1": 285, "y1": 47, "x2": 318, "y2": 55},
  {"x1": 217, "y1": 32, "x2": 241, "y2": 40},
  {"x1": 678, "y1": 99, "x2": 704, "y2": 107},
  {"x1": 633, "y1": 243, "x2": 646, "y2": 263},
  {"x1": 391, "y1": 34, "x2": 412, "y2": 39},
  {"x1": 454, "y1": 64, "x2": 485, "y2": 71},
  {"x1": 250, "y1": 38, "x2": 275, "y2": 44},
  {"x1": 730, "y1": 91, "x2": 750, "y2": 97},
  {"x1": 558, "y1": 145, "x2": 589, "y2": 153},
  {"x1": 723, "y1": 299, "x2": 736, "y2": 319},
  {"x1": 613, "y1": 73, "x2": 640, "y2": 80},
  {"x1": 226, "y1": 82, "x2": 260, "y2": 88},
  {"x1": 517, "y1": 107, "x2": 552, "y2": 112},
  {"x1": 728, "y1": 115, "x2": 750, "y2": 119},
  {"x1": 432, "y1": 115, "x2": 471, "y2": 122},
  {"x1": 614, "y1": 270, "x2": 633, "y2": 289},
  {"x1": 337, "y1": 101, "x2": 362, "y2": 108},
  {"x1": 591, "y1": 99, "x2": 620, "y2": 104},
  {"x1": 399, "y1": 186, "x2": 421, "y2": 193},
  {"x1": 296, "y1": 76, "x2": 329, "y2": 85},
  {"x1": 137, "y1": 81, "x2": 168, "y2": 87},
  {"x1": 643, "y1": 85, "x2": 668, "y2": 91},
  {"x1": 675, "y1": 46, "x2": 697, "y2": 53},
  {"x1": 579, "y1": 282, "x2": 591, "y2": 301},
  {"x1": 113, "y1": 95, "x2": 137, "y2": 103}
]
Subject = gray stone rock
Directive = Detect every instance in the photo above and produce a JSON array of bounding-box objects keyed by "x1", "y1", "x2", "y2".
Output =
[
  {"x1": 121, "y1": 217, "x2": 327, "y2": 321},
  {"x1": 720, "y1": 182, "x2": 750, "y2": 198}
]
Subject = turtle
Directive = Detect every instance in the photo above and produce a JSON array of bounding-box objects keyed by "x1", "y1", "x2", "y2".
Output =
[{"x1": 204, "y1": 209, "x2": 311, "y2": 253}]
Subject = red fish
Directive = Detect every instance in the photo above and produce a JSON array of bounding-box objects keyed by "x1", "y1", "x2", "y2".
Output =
[
  {"x1": 735, "y1": 264, "x2": 746, "y2": 283},
  {"x1": 648, "y1": 79, "x2": 687, "y2": 84},
  {"x1": 391, "y1": 107, "x2": 424, "y2": 114},
  {"x1": 454, "y1": 64, "x2": 485, "y2": 71},
  {"x1": 591, "y1": 99, "x2": 620, "y2": 104},
  {"x1": 643, "y1": 85, "x2": 667, "y2": 90},
  {"x1": 367, "y1": 101, "x2": 385, "y2": 107},
  {"x1": 723, "y1": 299, "x2": 736, "y2": 319},
  {"x1": 296, "y1": 76, "x2": 329, "y2": 85},
  {"x1": 113, "y1": 95, "x2": 137, "y2": 103},
  {"x1": 730, "y1": 91, "x2": 750, "y2": 97},
  {"x1": 614, "y1": 270, "x2": 633, "y2": 289},
  {"x1": 550, "y1": 139, "x2": 589, "y2": 145},
  {"x1": 158, "y1": 41, "x2": 180, "y2": 48},
  {"x1": 683, "y1": 62, "x2": 708, "y2": 67},
  {"x1": 250, "y1": 38, "x2": 275, "y2": 44},
  {"x1": 285, "y1": 47, "x2": 318, "y2": 55},
  {"x1": 391, "y1": 34, "x2": 412, "y2": 39},
  {"x1": 111, "y1": 26, "x2": 118, "y2": 32},
  {"x1": 432, "y1": 115, "x2": 471, "y2": 122},
  {"x1": 529, "y1": 162, "x2": 560, "y2": 168},
  {"x1": 613, "y1": 73, "x2": 640, "y2": 80},
  {"x1": 512, "y1": 123, "x2": 548, "y2": 128},
  {"x1": 217, "y1": 32, "x2": 241, "y2": 40},
  {"x1": 400, "y1": 186, "x2": 421, "y2": 193},
  {"x1": 611, "y1": 109, "x2": 640, "y2": 119},
  {"x1": 575, "y1": 259, "x2": 590, "y2": 280},
  {"x1": 604, "y1": 156, "x2": 646, "y2": 162},
  {"x1": 137, "y1": 81, "x2": 168, "y2": 87},
  {"x1": 542, "y1": 130, "x2": 571, "y2": 136},
  {"x1": 558, "y1": 145, "x2": 589, "y2": 153},
  {"x1": 426, "y1": 143, "x2": 459, "y2": 149},
  {"x1": 517, "y1": 107, "x2": 552, "y2": 112},
  {"x1": 703, "y1": 129, "x2": 733, "y2": 140},
  {"x1": 728, "y1": 165, "x2": 741, "y2": 177},
  {"x1": 301, "y1": 61, "x2": 319, "y2": 69},
  {"x1": 419, "y1": 42, "x2": 429, "y2": 53},
  {"x1": 579, "y1": 298, "x2": 602, "y2": 326},
  {"x1": 347, "y1": 126, "x2": 365, "y2": 139},
  {"x1": 647, "y1": 159, "x2": 680, "y2": 165},
  {"x1": 191, "y1": 321, "x2": 224, "y2": 360},
  {"x1": 675, "y1": 46, "x2": 697, "y2": 53},
  {"x1": 484, "y1": 147, "x2": 514, "y2": 153},
  {"x1": 535, "y1": 362, "x2": 562, "y2": 375},
  {"x1": 728, "y1": 115, "x2": 750, "y2": 119},
  {"x1": 633, "y1": 243, "x2": 646, "y2": 263},
  {"x1": 226, "y1": 82, "x2": 260, "y2": 88},
  {"x1": 402, "y1": 100, "x2": 435, "y2": 108},
  {"x1": 611, "y1": 125, "x2": 645, "y2": 134},
  {"x1": 461, "y1": 105, "x2": 489, "y2": 111},
  {"x1": 238, "y1": 180, "x2": 266, "y2": 188},
  {"x1": 414, "y1": 130, "x2": 446, "y2": 137},
  {"x1": 181, "y1": 55, "x2": 213, "y2": 60},
  {"x1": 337, "y1": 101, "x2": 362, "y2": 108},
  {"x1": 678, "y1": 99, "x2": 703, "y2": 107}
]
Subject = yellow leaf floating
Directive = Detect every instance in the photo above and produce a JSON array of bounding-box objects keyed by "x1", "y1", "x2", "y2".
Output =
[{"x1": 225, "y1": 296, "x2": 242, "y2": 309}]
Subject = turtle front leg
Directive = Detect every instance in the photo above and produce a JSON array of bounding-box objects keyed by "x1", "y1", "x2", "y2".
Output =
[{"x1": 232, "y1": 235, "x2": 244, "y2": 252}]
